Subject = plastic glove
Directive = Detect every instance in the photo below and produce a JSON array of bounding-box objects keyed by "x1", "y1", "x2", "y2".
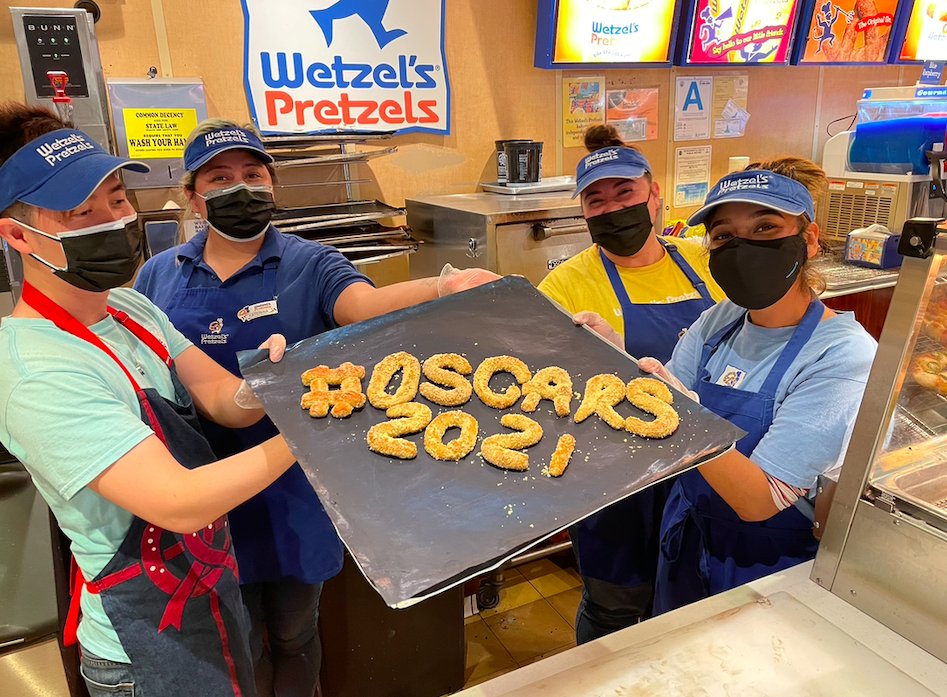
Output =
[
  {"x1": 436, "y1": 263, "x2": 502, "y2": 297},
  {"x1": 572, "y1": 311, "x2": 623, "y2": 350},
  {"x1": 638, "y1": 356, "x2": 700, "y2": 403},
  {"x1": 234, "y1": 333, "x2": 287, "y2": 409}
]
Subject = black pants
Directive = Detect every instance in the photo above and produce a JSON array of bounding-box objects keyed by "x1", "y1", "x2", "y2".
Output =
[
  {"x1": 575, "y1": 575, "x2": 653, "y2": 644},
  {"x1": 243, "y1": 579, "x2": 324, "y2": 697}
]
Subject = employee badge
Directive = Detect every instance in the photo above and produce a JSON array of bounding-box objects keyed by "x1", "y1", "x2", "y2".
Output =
[
  {"x1": 237, "y1": 299, "x2": 279, "y2": 323},
  {"x1": 717, "y1": 365, "x2": 747, "y2": 388}
]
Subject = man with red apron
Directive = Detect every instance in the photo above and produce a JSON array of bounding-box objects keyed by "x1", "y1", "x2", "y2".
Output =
[
  {"x1": 26, "y1": 282, "x2": 256, "y2": 696},
  {"x1": 0, "y1": 117, "x2": 295, "y2": 697}
]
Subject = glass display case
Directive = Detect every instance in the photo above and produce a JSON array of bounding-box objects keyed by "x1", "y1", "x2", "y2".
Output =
[{"x1": 813, "y1": 217, "x2": 947, "y2": 663}]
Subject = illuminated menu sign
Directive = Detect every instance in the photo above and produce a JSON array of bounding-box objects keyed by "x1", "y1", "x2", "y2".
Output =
[
  {"x1": 551, "y1": 0, "x2": 679, "y2": 64},
  {"x1": 798, "y1": 0, "x2": 898, "y2": 63},
  {"x1": 686, "y1": 0, "x2": 802, "y2": 64},
  {"x1": 899, "y1": 1, "x2": 947, "y2": 61}
]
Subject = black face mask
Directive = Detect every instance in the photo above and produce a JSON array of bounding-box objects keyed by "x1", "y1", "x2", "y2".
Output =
[
  {"x1": 586, "y1": 199, "x2": 653, "y2": 257},
  {"x1": 21, "y1": 214, "x2": 143, "y2": 293},
  {"x1": 202, "y1": 183, "x2": 276, "y2": 242},
  {"x1": 709, "y1": 234, "x2": 808, "y2": 310}
]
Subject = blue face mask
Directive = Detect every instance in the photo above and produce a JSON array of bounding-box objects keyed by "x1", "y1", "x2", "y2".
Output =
[{"x1": 17, "y1": 214, "x2": 142, "y2": 292}]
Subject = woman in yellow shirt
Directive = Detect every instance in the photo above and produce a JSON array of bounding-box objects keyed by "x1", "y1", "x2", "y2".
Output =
[{"x1": 538, "y1": 126, "x2": 724, "y2": 643}]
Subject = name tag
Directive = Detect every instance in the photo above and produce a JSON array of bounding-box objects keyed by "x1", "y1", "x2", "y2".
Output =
[
  {"x1": 716, "y1": 365, "x2": 747, "y2": 388},
  {"x1": 237, "y1": 299, "x2": 278, "y2": 323}
]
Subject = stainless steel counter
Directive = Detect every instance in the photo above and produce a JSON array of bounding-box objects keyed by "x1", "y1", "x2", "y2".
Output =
[
  {"x1": 407, "y1": 192, "x2": 581, "y2": 223},
  {"x1": 456, "y1": 563, "x2": 947, "y2": 696}
]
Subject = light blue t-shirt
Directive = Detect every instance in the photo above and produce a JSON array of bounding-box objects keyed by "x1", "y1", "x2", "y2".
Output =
[
  {"x1": 0, "y1": 288, "x2": 192, "y2": 662},
  {"x1": 667, "y1": 301, "x2": 877, "y2": 490}
]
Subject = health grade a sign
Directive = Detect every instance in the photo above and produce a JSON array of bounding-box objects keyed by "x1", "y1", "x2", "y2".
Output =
[{"x1": 242, "y1": 0, "x2": 450, "y2": 135}]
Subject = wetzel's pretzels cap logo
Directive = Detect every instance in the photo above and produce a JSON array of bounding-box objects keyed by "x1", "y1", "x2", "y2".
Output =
[
  {"x1": 0, "y1": 129, "x2": 149, "y2": 212},
  {"x1": 183, "y1": 128, "x2": 273, "y2": 172},
  {"x1": 573, "y1": 146, "x2": 652, "y2": 199},
  {"x1": 687, "y1": 169, "x2": 815, "y2": 227}
]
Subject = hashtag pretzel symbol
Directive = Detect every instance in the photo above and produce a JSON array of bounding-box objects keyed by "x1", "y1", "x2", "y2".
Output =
[{"x1": 301, "y1": 362, "x2": 367, "y2": 418}]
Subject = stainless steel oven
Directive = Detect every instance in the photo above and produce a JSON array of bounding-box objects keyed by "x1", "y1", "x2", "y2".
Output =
[{"x1": 405, "y1": 193, "x2": 591, "y2": 285}]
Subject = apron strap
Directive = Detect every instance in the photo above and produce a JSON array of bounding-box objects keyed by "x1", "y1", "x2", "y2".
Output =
[
  {"x1": 698, "y1": 299, "x2": 825, "y2": 397},
  {"x1": 107, "y1": 309, "x2": 172, "y2": 367},
  {"x1": 758, "y1": 299, "x2": 825, "y2": 397},
  {"x1": 699, "y1": 313, "x2": 746, "y2": 373},
  {"x1": 62, "y1": 560, "x2": 85, "y2": 647},
  {"x1": 22, "y1": 282, "x2": 143, "y2": 393},
  {"x1": 599, "y1": 240, "x2": 714, "y2": 355},
  {"x1": 663, "y1": 241, "x2": 714, "y2": 304}
]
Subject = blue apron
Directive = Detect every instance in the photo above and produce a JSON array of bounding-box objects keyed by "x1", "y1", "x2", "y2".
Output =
[
  {"x1": 653, "y1": 299, "x2": 824, "y2": 614},
  {"x1": 163, "y1": 255, "x2": 343, "y2": 586},
  {"x1": 571, "y1": 241, "x2": 715, "y2": 586}
]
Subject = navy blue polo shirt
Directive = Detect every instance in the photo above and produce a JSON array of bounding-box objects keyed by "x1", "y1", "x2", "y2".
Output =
[{"x1": 135, "y1": 226, "x2": 373, "y2": 351}]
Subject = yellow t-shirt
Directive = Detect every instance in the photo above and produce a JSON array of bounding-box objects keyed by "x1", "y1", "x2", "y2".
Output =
[{"x1": 537, "y1": 238, "x2": 726, "y2": 340}]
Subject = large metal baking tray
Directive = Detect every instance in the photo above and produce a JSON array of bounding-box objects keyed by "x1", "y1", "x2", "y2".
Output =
[
  {"x1": 272, "y1": 200, "x2": 405, "y2": 232},
  {"x1": 873, "y1": 453, "x2": 947, "y2": 533},
  {"x1": 239, "y1": 277, "x2": 743, "y2": 607},
  {"x1": 261, "y1": 132, "x2": 394, "y2": 148},
  {"x1": 272, "y1": 146, "x2": 397, "y2": 168}
]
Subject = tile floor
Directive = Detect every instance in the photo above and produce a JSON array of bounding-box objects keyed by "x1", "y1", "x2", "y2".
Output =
[{"x1": 462, "y1": 557, "x2": 583, "y2": 688}]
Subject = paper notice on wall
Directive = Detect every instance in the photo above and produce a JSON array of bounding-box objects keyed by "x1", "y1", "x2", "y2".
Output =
[
  {"x1": 563, "y1": 77, "x2": 606, "y2": 148},
  {"x1": 606, "y1": 87, "x2": 659, "y2": 142},
  {"x1": 712, "y1": 74, "x2": 749, "y2": 139},
  {"x1": 122, "y1": 108, "x2": 198, "y2": 159},
  {"x1": 674, "y1": 145, "x2": 712, "y2": 207},
  {"x1": 674, "y1": 77, "x2": 712, "y2": 141}
]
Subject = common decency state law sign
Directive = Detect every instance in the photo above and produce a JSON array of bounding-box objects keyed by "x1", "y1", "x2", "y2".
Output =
[{"x1": 242, "y1": 0, "x2": 451, "y2": 135}]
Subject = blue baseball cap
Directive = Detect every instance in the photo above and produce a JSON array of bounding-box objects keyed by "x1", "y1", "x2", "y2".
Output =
[
  {"x1": 183, "y1": 127, "x2": 274, "y2": 172},
  {"x1": 573, "y1": 147, "x2": 652, "y2": 199},
  {"x1": 0, "y1": 129, "x2": 149, "y2": 213},
  {"x1": 687, "y1": 170, "x2": 815, "y2": 226}
]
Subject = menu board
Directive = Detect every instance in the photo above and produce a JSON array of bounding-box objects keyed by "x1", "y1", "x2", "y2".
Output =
[
  {"x1": 899, "y1": 0, "x2": 947, "y2": 60},
  {"x1": 536, "y1": 0, "x2": 679, "y2": 66},
  {"x1": 797, "y1": 0, "x2": 898, "y2": 63},
  {"x1": 685, "y1": 0, "x2": 803, "y2": 64}
]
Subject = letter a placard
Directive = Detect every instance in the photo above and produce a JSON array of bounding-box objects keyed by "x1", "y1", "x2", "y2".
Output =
[
  {"x1": 241, "y1": 0, "x2": 450, "y2": 135},
  {"x1": 674, "y1": 76, "x2": 712, "y2": 141}
]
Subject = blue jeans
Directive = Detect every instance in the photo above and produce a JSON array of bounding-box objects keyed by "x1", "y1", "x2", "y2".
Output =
[
  {"x1": 80, "y1": 650, "x2": 137, "y2": 697},
  {"x1": 243, "y1": 578, "x2": 323, "y2": 697}
]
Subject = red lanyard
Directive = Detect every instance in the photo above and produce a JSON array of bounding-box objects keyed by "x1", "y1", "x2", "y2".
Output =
[{"x1": 21, "y1": 282, "x2": 172, "y2": 393}]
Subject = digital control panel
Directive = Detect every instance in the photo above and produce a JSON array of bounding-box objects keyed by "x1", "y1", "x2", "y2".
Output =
[{"x1": 22, "y1": 14, "x2": 89, "y2": 98}]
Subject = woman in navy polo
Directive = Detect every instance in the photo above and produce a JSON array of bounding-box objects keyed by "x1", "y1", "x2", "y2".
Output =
[{"x1": 135, "y1": 119, "x2": 496, "y2": 697}]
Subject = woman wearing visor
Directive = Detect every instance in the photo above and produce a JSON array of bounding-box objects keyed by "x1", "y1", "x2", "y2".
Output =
[
  {"x1": 0, "y1": 105, "x2": 295, "y2": 696},
  {"x1": 632, "y1": 159, "x2": 877, "y2": 613},
  {"x1": 135, "y1": 119, "x2": 498, "y2": 697},
  {"x1": 537, "y1": 126, "x2": 724, "y2": 642}
]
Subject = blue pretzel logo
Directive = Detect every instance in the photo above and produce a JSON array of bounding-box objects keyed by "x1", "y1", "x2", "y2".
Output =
[{"x1": 310, "y1": 0, "x2": 407, "y2": 49}]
